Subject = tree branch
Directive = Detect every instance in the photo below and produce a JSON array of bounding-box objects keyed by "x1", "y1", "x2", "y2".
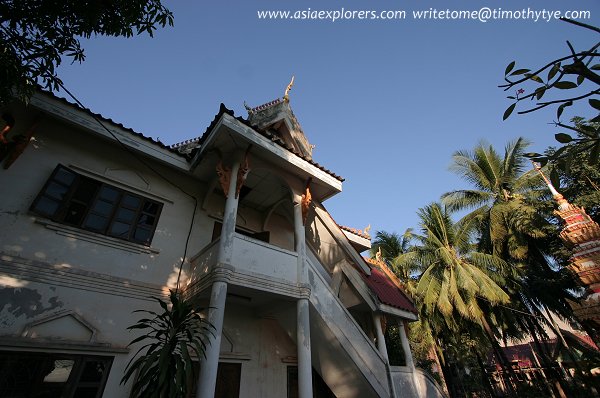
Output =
[
  {"x1": 560, "y1": 17, "x2": 600, "y2": 34},
  {"x1": 517, "y1": 89, "x2": 600, "y2": 115},
  {"x1": 499, "y1": 49, "x2": 599, "y2": 89}
]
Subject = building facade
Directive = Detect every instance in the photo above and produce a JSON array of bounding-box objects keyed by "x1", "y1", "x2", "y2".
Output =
[{"x1": 0, "y1": 91, "x2": 445, "y2": 398}]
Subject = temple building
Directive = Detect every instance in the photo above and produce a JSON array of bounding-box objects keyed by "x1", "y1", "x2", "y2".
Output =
[
  {"x1": 0, "y1": 87, "x2": 445, "y2": 397},
  {"x1": 535, "y1": 164, "x2": 600, "y2": 344}
]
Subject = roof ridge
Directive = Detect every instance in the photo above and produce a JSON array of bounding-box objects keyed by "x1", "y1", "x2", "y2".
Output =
[
  {"x1": 249, "y1": 98, "x2": 283, "y2": 113},
  {"x1": 35, "y1": 90, "x2": 190, "y2": 160},
  {"x1": 339, "y1": 224, "x2": 371, "y2": 239}
]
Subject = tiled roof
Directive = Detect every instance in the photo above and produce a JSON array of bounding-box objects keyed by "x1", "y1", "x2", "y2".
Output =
[
  {"x1": 360, "y1": 263, "x2": 417, "y2": 315},
  {"x1": 37, "y1": 90, "x2": 344, "y2": 182},
  {"x1": 249, "y1": 98, "x2": 283, "y2": 113},
  {"x1": 174, "y1": 103, "x2": 345, "y2": 182},
  {"x1": 364, "y1": 257, "x2": 405, "y2": 292},
  {"x1": 36, "y1": 90, "x2": 189, "y2": 159},
  {"x1": 338, "y1": 225, "x2": 371, "y2": 239}
]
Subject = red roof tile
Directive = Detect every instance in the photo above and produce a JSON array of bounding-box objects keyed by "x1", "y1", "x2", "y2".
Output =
[
  {"x1": 338, "y1": 225, "x2": 371, "y2": 239},
  {"x1": 361, "y1": 266, "x2": 417, "y2": 315}
]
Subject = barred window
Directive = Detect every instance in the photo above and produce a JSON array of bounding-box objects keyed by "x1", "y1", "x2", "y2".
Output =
[{"x1": 31, "y1": 165, "x2": 162, "y2": 245}]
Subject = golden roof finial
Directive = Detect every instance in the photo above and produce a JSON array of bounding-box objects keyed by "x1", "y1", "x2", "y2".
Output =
[{"x1": 283, "y1": 76, "x2": 295, "y2": 102}]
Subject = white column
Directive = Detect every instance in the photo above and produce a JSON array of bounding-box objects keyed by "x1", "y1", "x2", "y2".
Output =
[
  {"x1": 398, "y1": 320, "x2": 414, "y2": 369},
  {"x1": 375, "y1": 314, "x2": 399, "y2": 398},
  {"x1": 398, "y1": 319, "x2": 420, "y2": 397},
  {"x1": 297, "y1": 298, "x2": 313, "y2": 398},
  {"x1": 197, "y1": 159, "x2": 241, "y2": 398},
  {"x1": 294, "y1": 200, "x2": 307, "y2": 283},
  {"x1": 294, "y1": 199, "x2": 313, "y2": 398},
  {"x1": 373, "y1": 313, "x2": 389, "y2": 363}
]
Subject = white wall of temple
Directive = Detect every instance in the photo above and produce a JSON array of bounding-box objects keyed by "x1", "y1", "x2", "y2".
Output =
[
  {"x1": 0, "y1": 277, "x2": 162, "y2": 397},
  {"x1": 306, "y1": 208, "x2": 345, "y2": 274},
  {"x1": 0, "y1": 114, "x2": 215, "y2": 287},
  {"x1": 218, "y1": 303, "x2": 298, "y2": 398}
]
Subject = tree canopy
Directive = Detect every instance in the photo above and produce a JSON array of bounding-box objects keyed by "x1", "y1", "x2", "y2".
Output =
[
  {"x1": 0, "y1": 0, "x2": 173, "y2": 105},
  {"x1": 500, "y1": 19, "x2": 600, "y2": 170}
]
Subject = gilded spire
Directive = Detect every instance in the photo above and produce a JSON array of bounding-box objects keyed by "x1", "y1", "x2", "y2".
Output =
[{"x1": 283, "y1": 76, "x2": 295, "y2": 102}]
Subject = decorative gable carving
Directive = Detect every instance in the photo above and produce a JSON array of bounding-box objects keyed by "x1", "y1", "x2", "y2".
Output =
[
  {"x1": 21, "y1": 310, "x2": 97, "y2": 342},
  {"x1": 247, "y1": 98, "x2": 313, "y2": 160}
]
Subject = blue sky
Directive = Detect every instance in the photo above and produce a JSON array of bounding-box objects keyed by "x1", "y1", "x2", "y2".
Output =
[{"x1": 55, "y1": 0, "x2": 599, "y2": 237}]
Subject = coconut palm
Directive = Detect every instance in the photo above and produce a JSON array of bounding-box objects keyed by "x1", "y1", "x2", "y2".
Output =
[
  {"x1": 370, "y1": 229, "x2": 419, "y2": 286},
  {"x1": 442, "y1": 138, "x2": 581, "y2": 396},
  {"x1": 370, "y1": 229, "x2": 413, "y2": 261},
  {"x1": 441, "y1": 138, "x2": 544, "y2": 257},
  {"x1": 398, "y1": 203, "x2": 512, "y2": 397},
  {"x1": 399, "y1": 203, "x2": 510, "y2": 331},
  {"x1": 442, "y1": 138, "x2": 577, "y2": 304}
]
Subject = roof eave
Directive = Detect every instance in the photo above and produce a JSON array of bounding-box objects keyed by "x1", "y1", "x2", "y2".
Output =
[
  {"x1": 29, "y1": 91, "x2": 191, "y2": 171},
  {"x1": 378, "y1": 304, "x2": 418, "y2": 321}
]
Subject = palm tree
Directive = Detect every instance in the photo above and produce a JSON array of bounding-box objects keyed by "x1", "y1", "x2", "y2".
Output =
[
  {"x1": 370, "y1": 229, "x2": 418, "y2": 285},
  {"x1": 370, "y1": 229, "x2": 413, "y2": 261},
  {"x1": 402, "y1": 203, "x2": 510, "y2": 330},
  {"x1": 441, "y1": 138, "x2": 577, "y2": 321},
  {"x1": 442, "y1": 138, "x2": 580, "y2": 396},
  {"x1": 442, "y1": 138, "x2": 542, "y2": 255},
  {"x1": 398, "y1": 203, "x2": 511, "y2": 397}
]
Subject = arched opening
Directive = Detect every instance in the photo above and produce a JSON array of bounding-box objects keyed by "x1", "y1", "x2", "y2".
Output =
[{"x1": 235, "y1": 168, "x2": 295, "y2": 252}]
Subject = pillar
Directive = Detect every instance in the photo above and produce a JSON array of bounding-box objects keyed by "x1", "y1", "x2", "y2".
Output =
[
  {"x1": 373, "y1": 313, "x2": 389, "y2": 363},
  {"x1": 398, "y1": 320, "x2": 414, "y2": 369},
  {"x1": 294, "y1": 198, "x2": 313, "y2": 398},
  {"x1": 196, "y1": 158, "x2": 241, "y2": 398},
  {"x1": 398, "y1": 319, "x2": 420, "y2": 396},
  {"x1": 375, "y1": 313, "x2": 399, "y2": 398},
  {"x1": 297, "y1": 298, "x2": 313, "y2": 398},
  {"x1": 294, "y1": 200, "x2": 307, "y2": 282}
]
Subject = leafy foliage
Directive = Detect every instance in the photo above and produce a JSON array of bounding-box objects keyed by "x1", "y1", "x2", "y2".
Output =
[
  {"x1": 0, "y1": 0, "x2": 174, "y2": 105},
  {"x1": 121, "y1": 290, "x2": 213, "y2": 398},
  {"x1": 545, "y1": 126, "x2": 600, "y2": 224},
  {"x1": 404, "y1": 203, "x2": 510, "y2": 331},
  {"x1": 443, "y1": 139, "x2": 578, "y2": 334},
  {"x1": 370, "y1": 229, "x2": 413, "y2": 262},
  {"x1": 500, "y1": 19, "x2": 599, "y2": 121},
  {"x1": 499, "y1": 19, "x2": 600, "y2": 168}
]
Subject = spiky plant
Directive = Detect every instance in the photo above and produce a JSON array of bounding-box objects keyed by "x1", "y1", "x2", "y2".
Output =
[{"x1": 121, "y1": 290, "x2": 213, "y2": 398}]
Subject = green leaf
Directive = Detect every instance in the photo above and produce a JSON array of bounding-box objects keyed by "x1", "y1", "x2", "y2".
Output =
[
  {"x1": 553, "y1": 145, "x2": 568, "y2": 159},
  {"x1": 510, "y1": 68, "x2": 530, "y2": 76},
  {"x1": 550, "y1": 169, "x2": 560, "y2": 189},
  {"x1": 555, "y1": 133, "x2": 573, "y2": 143},
  {"x1": 591, "y1": 114, "x2": 600, "y2": 123},
  {"x1": 503, "y1": 103, "x2": 516, "y2": 120},
  {"x1": 590, "y1": 99, "x2": 600, "y2": 111},
  {"x1": 577, "y1": 74, "x2": 585, "y2": 86},
  {"x1": 554, "y1": 81, "x2": 578, "y2": 89},
  {"x1": 589, "y1": 141, "x2": 600, "y2": 164},
  {"x1": 524, "y1": 152, "x2": 543, "y2": 158},
  {"x1": 535, "y1": 87, "x2": 546, "y2": 100},
  {"x1": 556, "y1": 101, "x2": 573, "y2": 120},
  {"x1": 505, "y1": 61, "x2": 516, "y2": 76},
  {"x1": 591, "y1": 64, "x2": 600, "y2": 71},
  {"x1": 547, "y1": 63, "x2": 561, "y2": 80},
  {"x1": 525, "y1": 74, "x2": 543, "y2": 84}
]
